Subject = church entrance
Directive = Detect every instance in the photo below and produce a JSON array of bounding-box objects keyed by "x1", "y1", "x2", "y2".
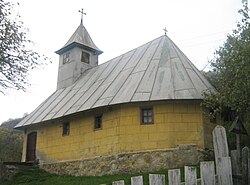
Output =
[{"x1": 26, "y1": 132, "x2": 37, "y2": 162}]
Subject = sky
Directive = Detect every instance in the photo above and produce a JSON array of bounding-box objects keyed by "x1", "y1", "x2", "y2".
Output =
[{"x1": 0, "y1": 0, "x2": 244, "y2": 124}]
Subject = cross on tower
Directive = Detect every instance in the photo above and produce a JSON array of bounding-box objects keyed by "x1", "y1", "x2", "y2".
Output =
[
  {"x1": 79, "y1": 8, "x2": 86, "y2": 24},
  {"x1": 163, "y1": 27, "x2": 168, "y2": 36}
]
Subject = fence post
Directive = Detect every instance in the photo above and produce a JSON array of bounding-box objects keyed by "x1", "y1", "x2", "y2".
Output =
[
  {"x1": 112, "y1": 180, "x2": 125, "y2": 185},
  {"x1": 184, "y1": 166, "x2": 197, "y2": 185},
  {"x1": 168, "y1": 169, "x2": 181, "y2": 185},
  {"x1": 131, "y1": 176, "x2": 143, "y2": 185},
  {"x1": 200, "y1": 161, "x2": 215, "y2": 185},
  {"x1": 149, "y1": 174, "x2": 165, "y2": 185},
  {"x1": 231, "y1": 150, "x2": 240, "y2": 185},
  {"x1": 242, "y1": 146, "x2": 249, "y2": 185}
]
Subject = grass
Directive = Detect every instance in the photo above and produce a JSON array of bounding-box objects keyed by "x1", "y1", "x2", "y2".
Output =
[{"x1": 0, "y1": 165, "x2": 199, "y2": 185}]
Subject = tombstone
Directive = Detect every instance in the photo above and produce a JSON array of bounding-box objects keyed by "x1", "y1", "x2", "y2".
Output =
[
  {"x1": 216, "y1": 157, "x2": 233, "y2": 185},
  {"x1": 212, "y1": 126, "x2": 232, "y2": 185},
  {"x1": 200, "y1": 161, "x2": 215, "y2": 185},
  {"x1": 112, "y1": 180, "x2": 125, "y2": 185},
  {"x1": 213, "y1": 126, "x2": 229, "y2": 160},
  {"x1": 185, "y1": 166, "x2": 197, "y2": 185},
  {"x1": 149, "y1": 174, "x2": 165, "y2": 185},
  {"x1": 168, "y1": 169, "x2": 181, "y2": 185},
  {"x1": 131, "y1": 176, "x2": 143, "y2": 185},
  {"x1": 231, "y1": 150, "x2": 240, "y2": 185},
  {"x1": 242, "y1": 147, "x2": 249, "y2": 185}
]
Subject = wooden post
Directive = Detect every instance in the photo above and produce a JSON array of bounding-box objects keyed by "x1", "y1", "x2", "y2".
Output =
[
  {"x1": 236, "y1": 134, "x2": 241, "y2": 159},
  {"x1": 168, "y1": 169, "x2": 181, "y2": 185},
  {"x1": 131, "y1": 176, "x2": 143, "y2": 185},
  {"x1": 149, "y1": 174, "x2": 165, "y2": 185},
  {"x1": 200, "y1": 161, "x2": 215, "y2": 185},
  {"x1": 216, "y1": 157, "x2": 233, "y2": 185},
  {"x1": 112, "y1": 180, "x2": 125, "y2": 185},
  {"x1": 248, "y1": 159, "x2": 250, "y2": 185},
  {"x1": 242, "y1": 146, "x2": 249, "y2": 185},
  {"x1": 231, "y1": 150, "x2": 240, "y2": 185},
  {"x1": 185, "y1": 166, "x2": 197, "y2": 185}
]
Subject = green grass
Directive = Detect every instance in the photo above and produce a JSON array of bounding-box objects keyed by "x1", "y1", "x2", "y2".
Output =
[{"x1": 0, "y1": 165, "x2": 199, "y2": 185}]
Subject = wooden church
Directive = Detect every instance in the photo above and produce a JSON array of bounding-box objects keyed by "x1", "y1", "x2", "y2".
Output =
[{"x1": 15, "y1": 16, "x2": 217, "y2": 175}]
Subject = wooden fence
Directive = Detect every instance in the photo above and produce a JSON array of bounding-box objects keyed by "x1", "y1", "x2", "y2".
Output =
[{"x1": 100, "y1": 126, "x2": 250, "y2": 185}]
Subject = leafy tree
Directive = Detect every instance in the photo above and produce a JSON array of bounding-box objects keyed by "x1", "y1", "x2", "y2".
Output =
[
  {"x1": 0, "y1": 127, "x2": 23, "y2": 162},
  {"x1": 203, "y1": 0, "x2": 250, "y2": 124},
  {"x1": 0, "y1": 117, "x2": 24, "y2": 163},
  {"x1": 0, "y1": 0, "x2": 48, "y2": 94}
]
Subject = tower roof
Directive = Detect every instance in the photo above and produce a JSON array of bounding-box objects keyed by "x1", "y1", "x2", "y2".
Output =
[
  {"x1": 55, "y1": 22, "x2": 103, "y2": 55},
  {"x1": 16, "y1": 35, "x2": 215, "y2": 128}
]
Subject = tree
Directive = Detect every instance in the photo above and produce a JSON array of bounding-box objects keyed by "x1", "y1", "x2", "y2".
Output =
[
  {"x1": 1, "y1": 117, "x2": 24, "y2": 128},
  {"x1": 0, "y1": 0, "x2": 48, "y2": 94},
  {"x1": 0, "y1": 127, "x2": 23, "y2": 162},
  {"x1": 203, "y1": 0, "x2": 250, "y2": 124}
]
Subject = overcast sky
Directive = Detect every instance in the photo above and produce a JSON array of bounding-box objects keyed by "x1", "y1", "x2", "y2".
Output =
[{"x1": 0, "y1": 0, "x2": 244, "y2": 124}]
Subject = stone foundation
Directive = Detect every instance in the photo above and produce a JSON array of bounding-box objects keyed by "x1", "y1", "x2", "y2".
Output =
[{"x1": 40, "y1": 145, "x2": 204, "y2": 176}]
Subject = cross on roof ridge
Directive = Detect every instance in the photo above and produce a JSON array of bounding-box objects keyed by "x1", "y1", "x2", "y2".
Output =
[
  {"x1": 163, "y1": 27, "x2": 168, "y2": 36},
  {"x1": 79, "y1": 8, "x2": 86, "y2": 24}
]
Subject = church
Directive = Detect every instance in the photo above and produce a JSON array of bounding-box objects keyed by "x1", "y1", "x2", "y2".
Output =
[{"x1": 15, "y1": 14, "x2": 217, "y2": 176}]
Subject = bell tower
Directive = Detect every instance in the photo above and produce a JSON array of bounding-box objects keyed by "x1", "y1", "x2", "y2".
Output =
[{"x1": 55, "y1": 10, "x2": 102, "y2": 89}]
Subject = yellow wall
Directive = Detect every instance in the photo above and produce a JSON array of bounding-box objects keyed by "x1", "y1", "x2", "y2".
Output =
[{"x1": 23, "y1": 101, "x2": 215, "y2": 163}]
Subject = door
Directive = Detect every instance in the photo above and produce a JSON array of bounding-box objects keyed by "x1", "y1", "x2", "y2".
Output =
[{"x1": 26, "y1": 132, "x2": 37, "y2": 161}]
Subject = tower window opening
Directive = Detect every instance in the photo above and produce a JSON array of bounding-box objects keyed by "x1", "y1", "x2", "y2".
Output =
[
  {"x1": 63, "y1": 52, "x2": 70, "y2": 64},
  {"x1": 81, "y1": 51, "x2": 90, "y2": 64}
]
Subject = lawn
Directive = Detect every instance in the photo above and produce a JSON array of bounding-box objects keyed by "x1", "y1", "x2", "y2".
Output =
[{"x1": 0, "y1": 165, "x2": 189, "y2": 185}]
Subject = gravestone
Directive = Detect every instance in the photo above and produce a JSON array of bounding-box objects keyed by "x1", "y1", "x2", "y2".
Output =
[
  {"x1": 168, "y1": 169, "x2": 181, "y2": 185},
  {"x1": 200, "y1": 161, "x2": 215, "y2": 185},
  {"x1": 149, "y1": 174, "x2": 165, "y2": 185},
  {"x1": 112, "y1": 180, "x2": 125, "y2": 185},
  {"x1": 131, "y1": 176, "x2": 143, "y2": 185},
  {"x1": 185, "y1": 166, "x2": 197, "y2": 185}
]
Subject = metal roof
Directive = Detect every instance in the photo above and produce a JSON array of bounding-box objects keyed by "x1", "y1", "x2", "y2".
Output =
[
  {"x1": 55, "y1": 23, "x2": 103, "y2": 55},
  {"x1": 16, "y1": 35, "x2": 214, "y2": 128}
]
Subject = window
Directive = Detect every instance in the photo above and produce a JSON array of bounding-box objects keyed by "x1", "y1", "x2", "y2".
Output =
[
  {"x1": 62, "y1": 122, "x2": 70, "y2": 136},
  {"x1": 141, "y1": 107, "x2": 154, "y2": 124},
  {"x1": 209, "y1": 109, "x2": 216, "y2": 124},
  {"x1": 94, "y1": 115, "x2": 102, "y2": 130},
  {"x1": 81, "y1": 51, "x2": 90, "y2": 64},
  {"x1": 63, "y1": 52, "x2": 70, "y2": 64}
]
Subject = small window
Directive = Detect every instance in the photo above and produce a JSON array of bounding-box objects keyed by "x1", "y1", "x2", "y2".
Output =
[
  {"x1": 94, "y1": 115, "x2": 102, "y2": 130},
  {"x1": 63, "y1": 52, "x2": 70, "y2": 64},
  {"x1": 209, "y1": 109, "x2": 216, "y2": 124},
  {"x1": 141, "y1": 107, "x2": 154, "y2": 124},
  {"x1": 81, "y1": 51, "x2": 90, "y2": 64},
  {"x1": 62, "y1": 122, "x2": 70, "y2": 136}
]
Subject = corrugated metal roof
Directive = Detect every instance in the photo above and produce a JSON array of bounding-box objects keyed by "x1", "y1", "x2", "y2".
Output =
[
  {"x1": 55, "y1": 23, "x2": 102, "y2": 55},
  {"x1": 16, "y1": 35, "x2": 214, "y2": 128}
]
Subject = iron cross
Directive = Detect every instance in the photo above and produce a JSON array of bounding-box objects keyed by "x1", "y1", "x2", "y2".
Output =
[
  {"x1": 79, "y1": 8, "x2": 86, "y2": 24},
  {"x1": 163, "y1": 27, "x2": 168, "y2": 35}
]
